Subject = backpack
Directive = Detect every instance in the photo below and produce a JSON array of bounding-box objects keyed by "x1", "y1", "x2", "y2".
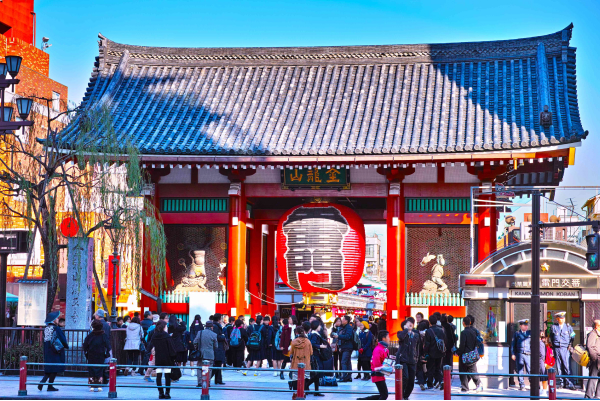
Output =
[
  {"x1": 230, "y1": 327, "x2": 241, "y2": 347},
  {"x1": 247, "y1": 324, "x2": 262, "y2": 350},
  {"x1": 274, "y1": 326, "x2": 283, "y2": 349},
  {"x1": 428, "y1": 328, "x2": 447, "y2": 354},
  {"x1": 476, "y1": 331, "x2": 484, "y2": 357},
  {"x1": 352, "y1": 330, "x2": 360, "y2": 351}
]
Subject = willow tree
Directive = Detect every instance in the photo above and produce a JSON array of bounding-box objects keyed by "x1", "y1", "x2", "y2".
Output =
[{"x1": 0, "y1": 97, "x2": 167, "y2": 313}]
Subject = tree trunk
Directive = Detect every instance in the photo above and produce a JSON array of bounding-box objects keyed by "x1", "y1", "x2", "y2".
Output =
[{"x1": 39, "y1": 198, "x2": 60, "y2": 315}]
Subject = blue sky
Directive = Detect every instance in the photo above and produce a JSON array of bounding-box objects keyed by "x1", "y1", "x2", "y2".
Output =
[{"x1": 35, "y1": 0, "x2": 600, "y2": 210}]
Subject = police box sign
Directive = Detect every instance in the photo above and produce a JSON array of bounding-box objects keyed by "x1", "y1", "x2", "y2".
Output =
[
  {"x1": 0, "y1": 231, "x2": 28, "y2": 254},
  {"x1": 509, "y1": 289, "x2": 580, "y2": 299}
]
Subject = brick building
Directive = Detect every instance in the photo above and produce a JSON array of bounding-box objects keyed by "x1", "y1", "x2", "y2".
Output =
[{"x1": 0, "y1": 0, "x2": 68, "y2": 296}]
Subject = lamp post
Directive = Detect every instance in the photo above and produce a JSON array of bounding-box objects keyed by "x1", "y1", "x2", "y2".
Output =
[
  {"x1": 0, "y1": 56, "x2": 34, "y2": 133},
  {"x1": 104, "y1": 211, "x2": 125, "y2": 324}
]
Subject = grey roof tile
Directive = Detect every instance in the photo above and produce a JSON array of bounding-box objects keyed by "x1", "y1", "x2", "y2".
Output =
[{"x1": 64, "y1": 26, "x2": 586, "y2": 155}]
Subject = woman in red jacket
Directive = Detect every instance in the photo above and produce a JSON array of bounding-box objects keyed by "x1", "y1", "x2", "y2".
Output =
[{"x1": 358, "y1": 330, "x2": 393, "y2": 400}]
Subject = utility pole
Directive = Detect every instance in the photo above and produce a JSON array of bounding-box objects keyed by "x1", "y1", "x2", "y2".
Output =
[{"x1": 530, "y1": 191, "x2": 541, "y2": 400}]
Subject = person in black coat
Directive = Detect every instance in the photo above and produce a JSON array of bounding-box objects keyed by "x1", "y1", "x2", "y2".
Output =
[
  {"x1": 211, "y1": 314, "x2": 226, "y2": 385},
  {"x1": 229, "y1": 319, "x2": 248, "y2": 368},
  {"x1": 424, "y1": 314, "x2": 446, "y2": 389},
  {"x1": 39, "y1": 312, "x2": 68, "y2": 392},
  {"x1": 441, "y1": 314, "x2": 457, "y2": 371},
  {"x1": 456, "y1": 315, "x2": 482, "y2": 393},
  {"x1": 416, "y1": 320, "x2": 430, "y2": 391},
  {"x1": 168, "y1": 315, "x2": 187, "y2": 364},
  {"x1": 188, "y1": 315, "x2": 204, "y2": 376},
  {"x1": 396, "y1": 317, "x2": 420, "y2": 399},
  {"x1": 147, "y1": 320, "x2": 176, "y2": 399},
  {"x1": 84, "y1": 320, "x2": 111, "y2": 392}
]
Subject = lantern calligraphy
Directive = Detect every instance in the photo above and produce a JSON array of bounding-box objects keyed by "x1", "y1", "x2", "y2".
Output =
[{"x1": 276, "y1": 203, "x2": 365, "y2": 293}]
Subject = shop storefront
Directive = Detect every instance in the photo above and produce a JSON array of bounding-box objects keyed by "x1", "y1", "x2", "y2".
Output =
[{"x1": 460, "y1": 241, "x2": 600, "y2": 388}]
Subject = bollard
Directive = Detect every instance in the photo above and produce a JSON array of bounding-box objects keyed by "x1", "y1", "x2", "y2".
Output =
[
  {"x1": 394, "y1": 364, "x2": 403, "y2": 400},
  {"x1": 108, "y1": 358, "x2": 117, "y2": 399},
  {"x1": 18, "y1": 356, "x2": 27, "y2": 396},
  {"x1": 201, "y1": 360, "x2": 210, "y2": 400},
  {"x1": 548, "y1": 368, "x2": 556, "y2": 401},
  {"x1": 297, "y1": 363, "x2": 306, "y2": 400},
  {"x1": 443, "y1": 365, "x2": 452, "y2": 400}
]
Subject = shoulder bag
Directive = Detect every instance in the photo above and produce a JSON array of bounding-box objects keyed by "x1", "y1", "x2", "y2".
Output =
[
  {"x1": 51, "y1": 330, "x2": 64, "y2": 354},
  {"x1": 189, "y1": 331, "x2": 203, "y2": 361}
]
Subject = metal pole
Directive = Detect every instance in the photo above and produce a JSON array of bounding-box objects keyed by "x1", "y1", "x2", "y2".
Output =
[
  {"x1": 108, "y1": 358, "x2": 117, "y2": 398},
  {"x1": 18, "y1": 356, "x2": 27, "y2": 396},
  {"x1": 394, "y1": 364, "x2": 403, "y2": 400},
  {"x1": 530, "y1": 191, "x2": 541, "y2": 399},
  {"x1": 0, "y1": 253, "x2": 8, "y2": 327},
  {"x1": 443, "y1": 365, "x2": 452, "y2": 400},
  {"x1": 111, "y1": 245, "x2": 118, "y2": 323}
]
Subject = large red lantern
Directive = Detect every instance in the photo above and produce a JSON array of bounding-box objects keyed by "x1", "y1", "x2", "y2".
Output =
[{"x1": 276, "y1": 203, "x2": 365, "y2": 293}]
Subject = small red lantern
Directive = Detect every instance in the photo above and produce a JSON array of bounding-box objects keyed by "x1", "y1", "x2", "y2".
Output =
[
  {"x1": 60, "y1": 217, "x2": 79, "y2": 238},
  {"x1": 276, "y1": 203, "x2": 365, "y2": 293}
]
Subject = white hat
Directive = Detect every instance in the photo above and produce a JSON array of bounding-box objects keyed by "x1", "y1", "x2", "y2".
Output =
[{"x1": 518, "y1": 319, "x2": 529, "y2": 325}]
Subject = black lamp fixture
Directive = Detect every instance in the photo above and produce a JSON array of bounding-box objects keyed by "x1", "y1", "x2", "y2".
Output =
[
  {"x1": 2, "y1": 104, "x2": 13, "y2": 122},
  {"x1": 0, "y1": 62, "x2": 6, "y2": 77},
  {"x1": 4, "y1": 55, "x2": 22, "y2": 78},
  {"x1": 15, "y1": 97, "x2": 33, "y2": 120}
]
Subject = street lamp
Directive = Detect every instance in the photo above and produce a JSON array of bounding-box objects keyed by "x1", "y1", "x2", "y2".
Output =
[
  {"x1": 0, "y1": 55, "x2": 33, "y2": 132},
  {"x1": 104, "y1": 210, "x2": 125, "y2": 324}
]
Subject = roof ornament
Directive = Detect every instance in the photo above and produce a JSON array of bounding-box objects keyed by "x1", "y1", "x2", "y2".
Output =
[{"x1": 540, "y1": 105, "x2": 553, "y2": 129}]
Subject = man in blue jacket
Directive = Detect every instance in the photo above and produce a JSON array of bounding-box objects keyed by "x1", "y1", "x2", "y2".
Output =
[
  {"x1": 511, "y1": 319, "x2": 531, "y2": 391},
  {"x1": 334, "y1": 315, "x2": 355, "y2": 382},
  {"x1": 396, "y1": 317, "x2": 420, "y2": 399},
  {"x1": 550, "y1": 311, "x2": 575, "y2": 390}
]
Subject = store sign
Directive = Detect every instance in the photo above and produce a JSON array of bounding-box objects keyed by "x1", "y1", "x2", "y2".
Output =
[
  {"x1": 277, "y1": 203, "x2": 365, "y2": 293},
  {"x1": 509, "y1": 289, "x2": 580, "y2": 299},
  {"x1": 281, "y1": 168, "x2": 350, "y2": 190},
  {"x1": 17, "y1": 279, "x2": 48, "y2": 326},
  {"x1": 509, "y1": 276, "x2": 597, "y2": 289},
  {"x1": 0, "y1": 231, "x2": 28, "y2": 253}
]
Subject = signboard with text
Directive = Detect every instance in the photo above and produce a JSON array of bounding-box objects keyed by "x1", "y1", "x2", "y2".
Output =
[
  {"x1": 281, "y1": 168, "x2": 350, "y2": 190},
  {"x1": 509, "y1": 289, "x2": 580, "y2": 299}
]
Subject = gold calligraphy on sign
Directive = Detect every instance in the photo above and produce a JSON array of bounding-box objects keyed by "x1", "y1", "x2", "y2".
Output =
[{"x1": 282, "y1": 168, "x2": 350, "y2": 190}]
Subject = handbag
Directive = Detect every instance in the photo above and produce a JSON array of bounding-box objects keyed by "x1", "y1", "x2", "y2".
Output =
[
  {"x1": 139, "y1": 327, "x2": 146, "y2": 352},
  {"x1": 51, "y1": 331, "x2": 64, "y2": 354},
  {"x1": 461, "y1": 349, "x2": 480, "y2": 365},
  {"x1": 189, "y1": 332, "x2": 203, "y2": 361},
  {"x1": 379, "y1": 357, "x2": 394, "y2": 376}
]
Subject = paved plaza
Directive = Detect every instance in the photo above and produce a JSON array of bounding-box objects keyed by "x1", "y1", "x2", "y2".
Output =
[{"x1": 0, "y1": 370, "x2": 588, "y2": 400}]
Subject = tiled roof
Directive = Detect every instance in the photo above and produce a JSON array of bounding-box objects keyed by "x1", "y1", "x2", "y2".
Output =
[{"x1": 66, "y1": 24, "x2": 586, "y2": 156}]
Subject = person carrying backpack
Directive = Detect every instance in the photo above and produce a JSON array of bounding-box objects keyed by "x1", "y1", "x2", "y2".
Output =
[
  {"x1": 357, "y1": 320, "x2": 374, "y2": 381},
  {"x1": 333, "y1": 315, "x2": 355, "y2": 382},
  {"x1": 456, "y1": 315, "x2": 483, "y2": 393},
  {"x1": 273, "y1": 317, "x2": 286, "y2": 378},
  {"x1": 229, "y1": 319, "x2": 248, "y2": 369},
  {"x1": 424, "y1": 314, "x2": 446, "y2": 390},
  {"x1": 244, "y1": 317, "x2": 264, "y2": 375}
]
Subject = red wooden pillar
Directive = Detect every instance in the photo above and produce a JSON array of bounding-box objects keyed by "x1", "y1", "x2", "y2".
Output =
[
  {"x1": 378, "y1": 166, "x2": 414, "y2": 338},
  {"x1": 467, "y1": 163, "x2": 507, "y2": 263},
  {"x1": 140, "y1": 167, "x2": 172, "y2": 313},
  {"x1": 228, "y1": 181, "x2": 248, "y2": 317},
  {"x1": 477, "y1": 190, "x2": 498, "y2": 262},
  {"x1": 265, "y1": 224, "x2": 277, "y2": 316},
  {"x1": 386, "y1": 181, "x2": 407, "y2": 336},
  {"x1": 248, "y1": 221, "x2": 264, "y2": 316}
]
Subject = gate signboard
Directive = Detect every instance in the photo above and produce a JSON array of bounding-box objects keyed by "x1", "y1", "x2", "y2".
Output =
[{"x1": 281, "y1": 168, "x2": 350, "y2": 190}]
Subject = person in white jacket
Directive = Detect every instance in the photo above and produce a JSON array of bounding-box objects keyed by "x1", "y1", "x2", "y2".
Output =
[{"x1": 124, "y1": 317, "x2": 144, "y2": 376}]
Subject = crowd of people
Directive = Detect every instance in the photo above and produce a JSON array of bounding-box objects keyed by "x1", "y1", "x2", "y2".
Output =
[{"x1": 38, "y1": 308, "x2": 489, "y2": 400}]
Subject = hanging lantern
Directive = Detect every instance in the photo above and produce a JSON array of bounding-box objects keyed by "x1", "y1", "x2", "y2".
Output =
[{"x1": 276, "y1": 203, "x2": 365, "y2": 293}]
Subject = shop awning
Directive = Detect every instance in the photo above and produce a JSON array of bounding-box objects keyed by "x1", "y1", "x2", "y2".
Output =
[{"x1": 6, "y1": 292, "x2": 18, "y2": 302}]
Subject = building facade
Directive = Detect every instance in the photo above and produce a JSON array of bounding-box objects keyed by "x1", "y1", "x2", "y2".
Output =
[
  {"x1": 0, "y1": 0, "x2": 69, "y2": 308},
  {"x1": 63, "y1": 25, "x2": 587, "y2": 335}
]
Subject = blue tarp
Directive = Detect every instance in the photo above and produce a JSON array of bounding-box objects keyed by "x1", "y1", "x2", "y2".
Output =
[{"x1": 6, "y1": 292, "x2": 17, "y2": 302}]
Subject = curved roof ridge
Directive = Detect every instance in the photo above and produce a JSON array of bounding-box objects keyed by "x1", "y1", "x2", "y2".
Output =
[{"x1": 98, "y1": 24, "x2": 573, "y2": 59}]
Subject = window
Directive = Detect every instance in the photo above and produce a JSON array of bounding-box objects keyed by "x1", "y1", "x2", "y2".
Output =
[
  {"x1": 366, "y1": 244, "x2": 375, "y2": 258},
  {"x1": 52, "y1": 91, "x2": 60, "y2": 111}
]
